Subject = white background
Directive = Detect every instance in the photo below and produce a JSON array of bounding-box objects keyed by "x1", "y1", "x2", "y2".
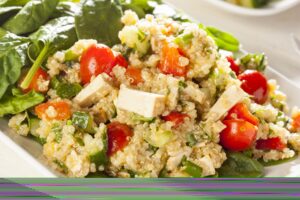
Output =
[{"x1": 1, "y1": 0, "x2": 300, "y2": 177}]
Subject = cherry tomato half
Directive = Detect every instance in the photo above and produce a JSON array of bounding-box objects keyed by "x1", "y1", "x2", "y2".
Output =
[
  {"x1": 291, "y1": 113, "x2": 300, "y2": 132},
  {"x1": 159, "y1": 43, "x2": 187, "y2": 77},
  {"x1": 256, "y1": 137, "x2": 286, "y2": 151},
  {"x1": 162, "y1": 111, "x2": 189, "y2": 127},
  {"x1": 125, "y1": 67, "x2": 144, "y2": 85},
  {"x1": 21, "y1": 68, "x2": 49, "y2": 93},
  {"x1": 220, "y1": 119, "x2": 257, "y2": 151},
  {"x1": 35, "y1": 101, "x2": 71, "y2": 121},
  {"x1": 226, "y1": 56, "x2": 240, "y2": 76},
  {"x1": 238, "y1": 70, "x2": 268, "y2": 104},
  {"x1": 107, "y1": 122, "x2": 133, "y2": 156},
  {"x1": 224, "y1": 103, "x2": 259, "y2": 126},
  {"x1": 80, "y1": 45, "x2": 116, "y2": 84},
  {"x1": 113, "y1": 54, "x2": 128, "y2": 68}
]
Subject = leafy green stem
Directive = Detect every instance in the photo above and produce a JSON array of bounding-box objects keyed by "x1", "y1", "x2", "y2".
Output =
[{"x1": 20, "y1": 42, "x2": 50, "y2": 90}]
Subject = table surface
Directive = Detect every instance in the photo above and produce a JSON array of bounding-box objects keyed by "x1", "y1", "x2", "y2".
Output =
[{"x1": 1, "y1": 0, "x2": 300, "y2": 177}]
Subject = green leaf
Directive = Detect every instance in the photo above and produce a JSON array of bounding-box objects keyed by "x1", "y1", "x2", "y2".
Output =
[
  {"x1": 3, "y1": 0, "x2": 59, "y2": 35},
  {"x1": 0, "y1": 6, "x2": 21, "y2": 25},
  {"x1": 0, "y1": 31, "x2": 30, "y2": 99},
  {"x1": 50, "y1": 1, "x2": 80, "y2": 18},
  {"x1": 0, "y1": 90, "x2": 44, "y2": 117},
  {"x1": 75, "y1": 0, "x2": 123, "y2": 47},
  {"x1": 0, "y1": 0, "x2": 30, "y2": 7},
  {"x1": 218, "y1": 152, "x2": 264, "y2": 178},
  {"x1": 21, "y1": 16, "x2": 78, "y2": 90},
  {"x1": 259, "y1": 154, "x2": 298, "y2": 167},
  {"x1": 240, "y1": 53, "x2": 266, "y2": 72},
  {"x1": 56, "y1": 83, "x2": 82, "y2": 99}
]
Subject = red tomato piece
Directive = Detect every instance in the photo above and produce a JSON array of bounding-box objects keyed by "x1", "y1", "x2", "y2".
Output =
[
  {"x1": 220, "y1": 119, "x2": 257, "y2": 151},
  {"x1": 107, "y1": 122, "x2": 133, "y2": 156},
  {"x1": 226, "y1": 56, "x2": 240, "y2": 75},
  {"x1": 224, "y1": 103, "x2": 259, "y2": 126},
  {"x1": 159, "y1": 43, "x2": 187, "y2": 77},
  {"x1": 238, "y1": 70, "x2": 268, "y2": 104},
  {"x1": 256, "y1": 137, "x2": 286, "y2": 151},
  {"x1": 125, "y1": 67, "x2": 144, "y2": 85},
  {"x1": 80, "y1": 45, "x2": 115, "y2": 84},
  {"x1": 21, "y1": 68, "x2": 49, "y2": 93},
  {"x1": 162, "y1": 111, "x2": 189, "y2": 127},
  {"x1": 114, "y1": 54, "x2": 128, "y2": 68},
  {"x1": 35, "y1": 101, "x2": 71, "y2": 121}
]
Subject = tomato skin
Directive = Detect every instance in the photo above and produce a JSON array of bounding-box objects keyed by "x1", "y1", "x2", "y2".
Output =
[
  {"x1": 107, "y1": 122, "x2": 133, "y2": 156},
  {"x1": 159, "y1": 43, "x2": 187, "y2": 77},
  {"x1": 220, "y1": 119, "x2": 257, "y2": 151},
  {"x1": 162, "y1": 111, "x2": 189, "y2": 127},
  {"x1": 224, "y1": 103, "x2": 259, "y2": 126},
  {"x1": 80, "y1": 45, "x2": 115, "y2": 84},
  {"x1": 256, "y1": 137, "x2": 286, "y2": 151},
  {"x1": 113, "y1": 54, "x2": 128, "y2": 68},
  {"x1": 21, "y1": 68, "x2": 49, "y2": 93},
  {"x1": 226, "y1": 56, "x2": 240, "y2": 75},
  {"x1": 125, "y1": 67, "x2": 143, "y2": 85},
  {"x1": 35, "y1": 101, "x2": 71, "y2": 121},
  {"x1": 238, "y1": 70, "x2": 268, "y2": 104}
]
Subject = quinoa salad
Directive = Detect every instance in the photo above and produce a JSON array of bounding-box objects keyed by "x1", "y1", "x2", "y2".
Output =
[{"x1": 1, "y1": 0, "x2": 300, "y2": 178}]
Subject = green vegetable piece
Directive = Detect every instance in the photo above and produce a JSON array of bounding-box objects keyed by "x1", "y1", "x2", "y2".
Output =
[
  {"x1": 131, "y1": 113, "x2": 155, "y2": 123},
  {"x1": 158, "y1": 167, "x2": 169, "y2": 178},
  {"x1": 178, "y1": 81, "x2": 187, "y2": 88},
  {"x1": 56, "y1": 83, "x2": 82, "y2": 99},
  {"x1": 21, "y1": 16, "x2": 78, "y2": 90},
  {"x1": 50, "y1": 76, "x2": 60, "y2": 90},
  {"x1": 0, "y1": 31, "x2": 30, "y2": 99},
  {"x1": 145, "y1": 129, "x2": 173, "y2": 148},
  {"x1": 174, "y1": 33, "x2": 193, "y2": 46},
  {"x1": 72, "y1": 111, "x2": 95, "y2": 134},
  {"x1": 0, "y1": 90, "x2": 44, "y2": 117},
  {"x1": 51, "y1": 123, "x2": 62, "y2": 143},
  {"x1": 75, "y1": 0, "x2": 123, "y2": 47},
  {"x1": 31, "y1": 135, "x2": 46, "y2": 145},
  {"x1": 54, "y1": 159, "x2": 68, "y2": 173},
  {"x1": 86, "y1": 172, "x2": 110, "y2": 178},
  {"x1": 29, "y1": 117, "x2": 40, "y2": 137},
  {"x1": 90, "y1": 127, "x2": 108, "y2": 166},
  {"x1": 181, "y1": 156, "x2": 203, "y2": 178},
  {"x1": 240, "y1": 53, "x2": 266, "y2": 72},
  {"x1": 186, "y1": 133, "x2": 197, "y2": 147},
  {"x1": 218, "y1": 152, "x2": 264, "y2": 177},
  {"x1": 64, "y1": 49, "x2": 79, "y2": 61},
  {"x1": 3, "y1": 0, "x2": 59, "y2": 35},
  {"x1": 0, "y1": 6, "x2": 21, "y2": 25}
]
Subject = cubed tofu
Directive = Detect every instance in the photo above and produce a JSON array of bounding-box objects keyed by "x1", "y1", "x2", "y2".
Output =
[
  {"x1": 206, "y1": 85, "x2": 246, "y2": 121},
  {"x1": 74, "y1": 74, "x2": 113, "y2": 107},
  {"x1": 115, "y1": 85, "x2": 166, "y2": 118}
]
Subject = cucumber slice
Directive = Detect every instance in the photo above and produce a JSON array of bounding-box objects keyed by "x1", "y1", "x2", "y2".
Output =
[
  {"x1": 72, "y1": 112, "x2": 95, "y2": 134},
  {"x1": 145, "y1": 129, "x2": 173, "y2": 148}
]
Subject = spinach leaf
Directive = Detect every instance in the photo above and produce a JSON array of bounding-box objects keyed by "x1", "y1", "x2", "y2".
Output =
[
  {"x1": 0, "y1": 31, "x2": 30, "y2": 99},
  {"x1": 0, "y1": 0, "x2": 30, "y2": 7},
  {"x1": 75, "y1": 0, "x2": 123, "y2": 47},
  {"x1": 51, "y1": 1, "x2": 80, "y2": 18},
  {"x1": 259, "y1": 154, "x2": 298, "y2": 167},
  {"x1": 20, "y1": 16, "x2": 78, "y2": 90},
  {"x1": 218, "y1": 152, "x2": 264, "y2": 177},
  {"x1": 2, "y1": 0, "x2": 59, "y2": 35},
  {"x1": 0, "y1": 90, "x2": 44, "y2": 117},
  {"x1": 0, "y1": 6, "x2": 21, "y2": 25},
  {"x1": 120, "y1": 0, "x2": 161, "y2": 18}
]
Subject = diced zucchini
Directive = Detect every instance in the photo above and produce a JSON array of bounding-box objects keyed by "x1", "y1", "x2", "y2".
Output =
[
  {"x1": 119, "y1": 26, "x2": 150, "y2": 54},
  {"x1": 174, "y1": 32, "x2": 193, "y2": 46},
  {"x1": 56, "y1": 83, "x2": 82, "y2": 99},
  {"x1": 186, "y1": 133, "x2": 197, "y2": 147},
  {"x1": 145, "y1": 129, "x2": 173, "y2": 148},
  {"x1": 131, "y1": 113, "x2": 155, "y2": 123},
  {"x1": 72, "y1": 112, "x2": 95, "y2": 134},
  {"x1": 29, "y1": 118, "x2": 40, "y2": 137},
  {"x1": 181, "y1": 156, "x2": 203, "y2": 178},
  {"x1": 64, "y1": 49, "x2": 79, "y2": 61}
]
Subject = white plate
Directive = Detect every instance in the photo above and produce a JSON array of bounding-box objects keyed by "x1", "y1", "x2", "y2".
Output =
[{"x1": 204, "y1": 0, "x2": 300, "y2": 16}]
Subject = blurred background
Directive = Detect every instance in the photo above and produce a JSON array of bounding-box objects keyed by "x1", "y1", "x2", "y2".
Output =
[{"x1": 167, "y1": 0, "x2": 300, "y2": 84}]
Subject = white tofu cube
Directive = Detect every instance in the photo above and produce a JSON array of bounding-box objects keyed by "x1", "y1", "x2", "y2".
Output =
[
  {"x1": 115, "y1": 85, "x2": 166, "y2": 118},
  {"x1": 74, "y1": 74, "x2": 113, "y2": 107},
  {"x1": 206, "y1": 85, "x2": 246, "y2": 121}
]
